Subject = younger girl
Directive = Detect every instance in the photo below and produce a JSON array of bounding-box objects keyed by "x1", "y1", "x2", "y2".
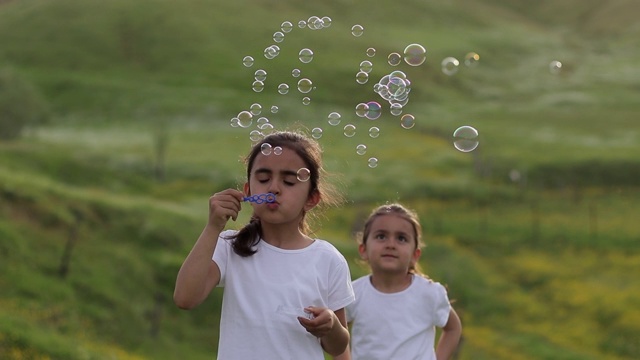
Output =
[
  {"x1": 174, "y1": 131, "x2": 355, "y2": 359},
  {"x1": 336, "y1": 203, "x2": 462, "y2": 360}
]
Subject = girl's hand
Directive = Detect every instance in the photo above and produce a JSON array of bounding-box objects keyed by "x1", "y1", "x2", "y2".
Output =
[
  {"x1": 208, "y1": 189, "x2": 244, "y2": 230},
  {"x1": 297, "y1": 306, "x2": 335, "y2": 338}
]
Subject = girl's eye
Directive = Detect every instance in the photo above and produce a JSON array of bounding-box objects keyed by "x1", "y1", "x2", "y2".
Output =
[{"x1": 398, "y1": 236, "x2": 408, "y2": 243}]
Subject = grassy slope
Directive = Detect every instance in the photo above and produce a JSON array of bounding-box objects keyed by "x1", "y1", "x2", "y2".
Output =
[{"x1": 1, "y1": 0, "x2": 639, "y2": 359}]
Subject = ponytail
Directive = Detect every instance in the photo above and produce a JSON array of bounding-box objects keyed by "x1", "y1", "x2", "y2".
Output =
[{"x1": 228, "y1": 216, "x2": 262, "y2": 257}]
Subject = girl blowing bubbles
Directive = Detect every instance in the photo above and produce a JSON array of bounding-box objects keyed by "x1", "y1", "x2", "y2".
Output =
[
  {"x1": 174, "y1": 131, "x2": 355, "y2": 359},
  {"x1": 335, "y1": 204, "x2": 462, "y2": 360}
]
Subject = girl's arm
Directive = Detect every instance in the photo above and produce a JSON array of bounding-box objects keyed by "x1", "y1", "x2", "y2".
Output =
[
  {"x1": 298, "y1": 307, "x2": 350, "y2": 356},
  {"x1": 332, "y1": 343, "x2": 351, "y2": 360},
  {"x1": 435, "y1": 308, "x2": 462, "y2": 360},
  {"x1": 173, "y1": 189, "x2": 243, "y2": 309}
]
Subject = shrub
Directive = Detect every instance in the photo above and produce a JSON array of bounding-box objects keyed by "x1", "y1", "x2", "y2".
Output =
[{"x1": 0, "y1": 67, "x2": 51, "y2": 140}]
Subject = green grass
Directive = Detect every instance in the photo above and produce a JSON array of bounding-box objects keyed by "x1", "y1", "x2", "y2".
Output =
[{"x1": 1, "y1": 0, "x2": 639, "y2": 359}]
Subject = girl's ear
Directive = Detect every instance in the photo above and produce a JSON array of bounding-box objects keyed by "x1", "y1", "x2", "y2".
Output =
[
  {"x1": 358, "y1": 243, "x2": 368, "y2": 260},
  {"x1": 303, "y1": 189, "x2": 320, "y2": 211},
  {"x1": 243, "y1": 182, "x2": 250, "y2": 196},
  {"x1": 411, "y1": 247, "x2": 422, "y2": 266}
]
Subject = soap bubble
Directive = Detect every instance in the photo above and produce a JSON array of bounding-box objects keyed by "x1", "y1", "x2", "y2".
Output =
[
  {"x1": 291, "y1": 68, "x2": 301, "y2": 77},
  {"x1": 453, "y1": 126, "x2": 479, "y2": 152},
  {"x1": 368, "y1": 157, "x2": 378, "y2": 168},
  {"x1": 365, "y1": 101, "x2": 381, "y2": 120},
  {"x1": 441, "y1": 57, "x2": 460, "y2": 75},
  {"x1": 355, "y1": 103, "x2": 369, "y2": 118},
  {"x1": 243, "y1": 56, "x2": 254, "y2": 67},
  {"x1": 351, "y1": 24, "x2": 364, "y2": 37},
  {"x1": 273, "y1": 31, "x2": 285, "y2": 43},
  {"x1": 388, "y1": 52, "x2": 402, "y2": 66},
  {"x1": 281, "y1": 21, "x2": 293, "y2": 33},
  {"x1": 252, "y1": 80, "x2": 264, "y2": 92},
  {"x1": 254, "y1": 69, "x2": 267, "y2": 81},
  {"x1": 249, "y1": 130, "x2": 263, "y2": 142},
  {"x1": 270, "y1": 105, "x2": 279, "y2": 113},
  {"x1": 261, "y1": 143, "x2": 273, "y2": 156},
  {"x1": 278, "y1": 83, "x2": 290, "y2": 94},
  {"x1": 264, "y1": 45, "x2": 280, "y2": 59},
  {"x1": 273, "y1": 146, "x2": 283, "y2": 155},
  {"x1": 390, "y1": 103, "x2": 403, "y2": 116},
  {"x1": 302, "y1": 97, "x2": 311, "y2": 105},
  {"x1": 237, "y1": 111, "x2": 253, "y2": 128},
  {"x1": 400, "y1": 114, "x2": 415, "y2": 129},
  {"x1": 343, "y1": 124, "x2": 356, "y2": 137},
  {"x1": 311, "y1": 127, "x2": 323, "y2": 139},
  {"x1": 297, "y1": 78, "x2": 313, "y2": 93},
  {"x1": 356, "y1": 71, "x2": 369, "y2": 84},
  {"x1": 328, "y1": 112, "x2": 342, "y2": 126},
  {"x1": 369, "y1": 126, "x2": 380, "y2": 138},
  {"x1": 356, "y1": 144, "x2": 367, "y2": 155},
  {"x1": 464, "y1": 52, "x2": 480, "y2": 67},
  {"x1": 359, "y1": 60, "x2": 373, "y2": 73},
  {"x1": 299, "y1": 48, "x2": 314, "y2": 63},
  {"x1": 297, "y1": 167, "x2": 311, "y2": 182},
  {"x1": 549, "y1": 60, "x2": 562, "y2": 75},
  {"x1": 366, "y1": 47, "x2": 376, "y2": 57},
  {"x1": 250, "y1": 103, "x2": 262, "y2": 115},
  {"x1": 403, "y1": 44, "x2": 427, "y2": 66}
]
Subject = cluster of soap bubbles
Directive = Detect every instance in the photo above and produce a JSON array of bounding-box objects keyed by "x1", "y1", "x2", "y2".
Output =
[{"x1": 229, "y1": 15, "x2": 482, "y2": 169}]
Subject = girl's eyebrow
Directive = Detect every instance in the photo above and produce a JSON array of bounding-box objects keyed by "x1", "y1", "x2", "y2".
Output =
[{"x1": 254, "y1": 168, "x2": 298, "y2": 177}]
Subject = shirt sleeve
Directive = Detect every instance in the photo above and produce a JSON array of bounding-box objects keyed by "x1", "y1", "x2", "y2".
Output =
[
  {"x1": 433, "y1": 282, "x2": 451, "y2": 327},
  {"x1": 212, "y1": 230, "x2": 234, "y2": 287},
  {"x1": 328, "y1": 250, "x2": 356, "y2": 311}
]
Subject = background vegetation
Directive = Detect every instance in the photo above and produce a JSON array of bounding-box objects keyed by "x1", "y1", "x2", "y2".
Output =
[{"x1": 1, "y1": 0, "x2": 638, "y2": 359}]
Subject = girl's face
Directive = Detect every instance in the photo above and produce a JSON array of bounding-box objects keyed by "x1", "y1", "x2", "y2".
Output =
[
  {"x1": 244, "y1": 147, "x2": 319, "y2": 226},
  {"x1": 359, "y1": 214, "x2": 421, "y2": 275}
]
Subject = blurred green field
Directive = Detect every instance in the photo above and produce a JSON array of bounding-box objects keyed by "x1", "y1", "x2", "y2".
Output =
[{"x1": 1, "y1": 0, "x2": 639, "y2": 359}]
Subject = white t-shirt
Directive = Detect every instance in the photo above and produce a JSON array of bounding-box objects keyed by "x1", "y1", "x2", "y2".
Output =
[
  {"x1": 346, "y1": 274, "x2": 451, "y2": 360},
  {"x1": 212, "y1": 230, "x2": 355, "y2": 360}
]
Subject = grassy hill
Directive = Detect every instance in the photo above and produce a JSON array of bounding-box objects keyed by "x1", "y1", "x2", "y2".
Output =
[{"x1": 1, "y1": 0, "x2": 639, "y2": 359}]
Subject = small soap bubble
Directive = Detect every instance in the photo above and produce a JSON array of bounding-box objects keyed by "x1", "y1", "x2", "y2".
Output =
[
  {"x1": 298, "y1": 20, "x2": 307, "y2": 28},
  {"x1": 243, "y1": 56, "x2": 254, "y2": 67},
  {"x1": 351, "y1": 24, "x2": 364, "y2": 37},
  {"x1": 356, "y1": 144, "x2": 367, "y2": 155},
  {"x1": 306, "y1": 16, "x2": 320, "y2": 30},
  {"x1": 464, "y1": 52, "x2": 480, "y2": 67},
  {"x1": 281, "y1": 21, "x2": 293, "y2": 33},
  {"x1": 230, "y1": 117, "x2": 240, "y2": 128},
  {"x1": 453, "y1": 126, "x2": 479, "y2": 152},
  {"x1": 261, "y1": 143, "x2": 273, "y2": 156},
  {"x1": 264, "y1": 45, "x2": 280, "y2": 59},
  {"x1": 549, "y1": 60, "x2": 562, "y2": 75},
  {"x1": 369, "y1": 126, "x2": 380, "y2": 138},
  {"x1": 291, "y1": 68, "x2": 301, "y2": 77},
  {"x1": 297, "y1": 78, "x2": 313, "y2": 93},
  {"x1": 388, "y1": 52, "x2": 402, "y2": 66},
  {"x1": 359, "y1": 60, "x2": 373, "y2": 73},
  {"x1": 273, "y1": 31, "x2": 285, "y2": 43},
  {"x1": 403, "y1": 44, "x2": 427, "y2": 66},
  {"x1": 278, "y1": 83, "x2": 290, "y2": 95},
  {"x1": 365, "y1": 101, "x2": 381, "y2": 120},
  {"x1": 400, "y1": 114, "x2": 415, "y2": 129},
  {"x1": 297, "y1": 167, "x2": 311, "y2": 182},
  {"x1": 250, "y1": 103, "x2": 262, "y2": 115},
  {"x1": 366, "y1": 47, "x2": 376, "y2": 57},
  {"x1": 356, "y1": 71, "x2": 369, "y2": 84},
  {"x1": 299, "y1": 48, "x2": 314, "y2": 64},
  {"x1": 441, "y1": 57, "x2": 460, "y2": 76},
  {"x1": 254, "y1": 69, "x2": 267, "y2": 81},
  {"x1": 321, "y1": 16, "x2": 332, "y2": 28},
  {"x1": 273, "y1": 146, "x2": 283, "y2": 155},
  {"x1": 390, "y1": 103, "x2": 403, "y2": 116},
  {"x1": 343, "y1": 124, "x2": 356, "y2": 137},
  {"x1": 252, "y1": 80, "x2": 265, "y2": 92},
  {"x1": 355, "y1": 103, "x2": 369, "y2": 118},
  {"x1": 249, "y1": 130, "x2": 263, "y2": 142},
  {"x1": 270, "y1": 105, "x2": 279, "y2": 113},
  {"x1": 256, "y1": 117, "x2": 269, "y2": 127},
  {"x1": 367, "y1": 157, "x2": 379, "y2": 168},
  {"x1": 302, "y1": 96, "x2": 311, "y2": 105},
  {"x1": 237, "y1": 111, "x2": 253, "y2": 128},
  {"x1": 328, "y1": 112, "x2": 342, "y2": 126},
  {"x1": 311, "y1": 127, "x2": 323, "y2": 139},
  {"x1": 258, "y1": 122, "x2": 274, "y2": 135}
]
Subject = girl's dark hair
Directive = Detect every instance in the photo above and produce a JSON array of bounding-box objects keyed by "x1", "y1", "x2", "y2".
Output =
[
  {"x1": 228, "y1": 131, "x2": 342, "y2": 257},
  {"x1": 357, "y1": 203, "x2": 427, "y2": 276}
]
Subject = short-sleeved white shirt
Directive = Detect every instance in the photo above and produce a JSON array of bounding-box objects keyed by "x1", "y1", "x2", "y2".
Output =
[
  {"x1": 346, "y1": 274, "x2": 451, "y2": 360},
  {"x1": 212, "y1": 230, "x2": 355, "y2": 360}
]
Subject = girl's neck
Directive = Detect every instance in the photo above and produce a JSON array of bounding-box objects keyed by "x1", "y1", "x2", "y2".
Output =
[
  {"x1": 369, "y1": 272, "x2": 413, "y2": 294},
  {"x1": 261, "y1": 223, "x2": 313, "y2": 250}
]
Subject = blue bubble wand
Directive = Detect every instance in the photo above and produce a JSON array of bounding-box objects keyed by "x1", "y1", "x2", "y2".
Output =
[{"x1": 243, "y1": 193, "x2": 276, "y2": 204}]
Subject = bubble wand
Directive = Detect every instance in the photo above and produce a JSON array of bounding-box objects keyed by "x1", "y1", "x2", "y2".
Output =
[{"x1": 243, "y1": 193, "x2": 276, "y2": 204}]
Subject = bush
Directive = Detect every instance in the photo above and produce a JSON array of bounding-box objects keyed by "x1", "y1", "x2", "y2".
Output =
[{"x1": 0, "y1": 67, "x2": 51, "y2": 140}]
